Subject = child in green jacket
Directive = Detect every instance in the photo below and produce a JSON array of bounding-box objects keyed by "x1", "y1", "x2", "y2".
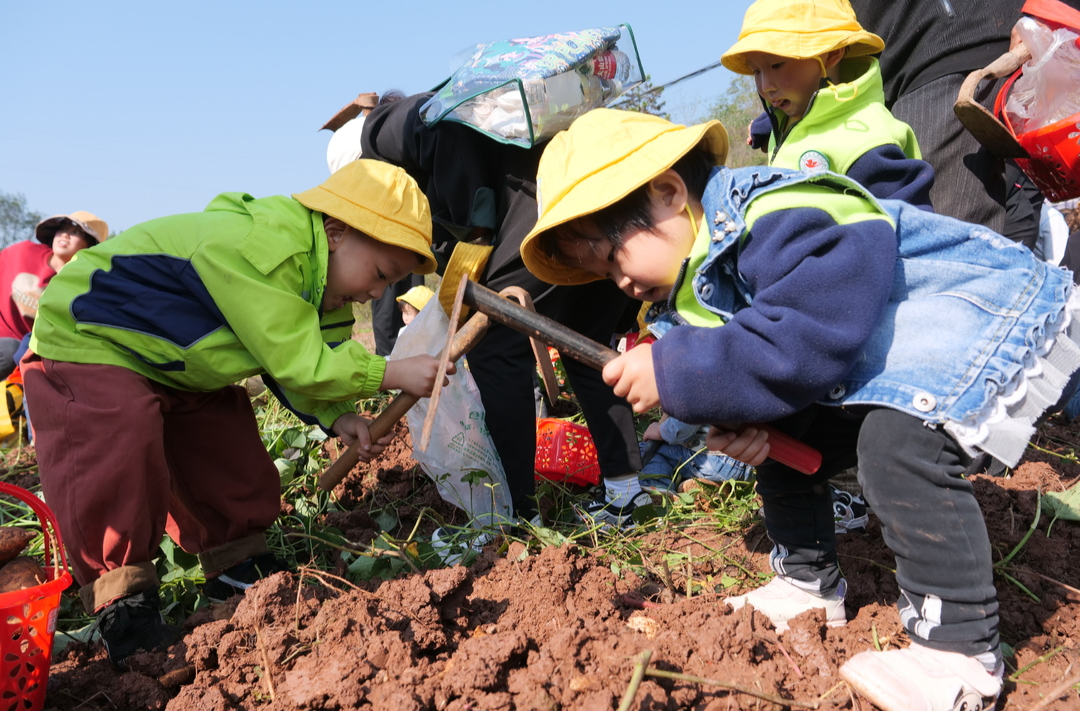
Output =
[
  {"x1": 724, "y1": 0, "x2": 933, "y2": 208},
  {"x1": 24, "y1": 159, "x2": 448, "y2": 666}
]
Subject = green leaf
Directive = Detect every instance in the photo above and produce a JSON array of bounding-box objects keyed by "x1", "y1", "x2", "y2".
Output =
[
  {"x1": 372, "y1": 508, "x2": 398, "y2": 533},
  {"x1": 283, "y1": 428, "x2": 308, "y2": 449},
  {"x1": 532, "y1": 526, "x2": 570, "y2": 547},
  {"x1": 275, "y1": 457, "x2": 296, "y2": 486},
  {"x1": 1041, "y1": 483, "x2": 1080, "y2": 535},
  {"x1": 348, "y1": 554, "x2": 390, "y2": 580}
]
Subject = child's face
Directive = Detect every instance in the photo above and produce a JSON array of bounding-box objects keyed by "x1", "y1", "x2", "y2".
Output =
[
  {"x1": 323, "y1": 223, "x2": 418, "y2": 312},
  {"x1": 743, "y1": 51, "x2": 824, "y2": 124},
  {"x1": 400, "y1": 303, "x2": 420, "y2": 326},
  {"x1": 558, "y1": 175, "x2": 697, "y2": 303}
]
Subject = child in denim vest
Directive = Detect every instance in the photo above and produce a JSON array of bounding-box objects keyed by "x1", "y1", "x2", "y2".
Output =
[{"x1": 519, "y1": 108, "x2": 1080, "y2": 711}]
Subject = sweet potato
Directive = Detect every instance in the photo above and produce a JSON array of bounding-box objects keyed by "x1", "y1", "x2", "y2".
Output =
[
  {"x1": 0, "y1": 527, "x2": 35, "y2": 565},
  {"x1": 0, "y1": 556, "x2": 45, "y2": 594}
]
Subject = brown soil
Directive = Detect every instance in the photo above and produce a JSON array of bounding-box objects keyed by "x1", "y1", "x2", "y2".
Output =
[{"x1": 35, "y1": 416, "x2": 1080, "y2": 710}]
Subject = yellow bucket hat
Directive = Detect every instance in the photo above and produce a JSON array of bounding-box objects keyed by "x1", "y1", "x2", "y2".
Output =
[
  {"x1": 520, "y1": 108, "x2": 728, "y2": 286},
  {"x1": 721, "y1": 0, "x2": 884, "y2": 76},
  {"x1": 35, "y1": 211, "x2": 109, "y2": 246},
  {"x1": 396, "y1": 284, "x2": 435, "y2": 311},
  {"x1": 293, "y1": 159, "x2": 437, "y2": 274}
]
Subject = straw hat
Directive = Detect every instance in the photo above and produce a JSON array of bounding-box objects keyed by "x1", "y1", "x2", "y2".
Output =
[{"x1": 35, "y1": 211, "x2": 109, "y2": 247}]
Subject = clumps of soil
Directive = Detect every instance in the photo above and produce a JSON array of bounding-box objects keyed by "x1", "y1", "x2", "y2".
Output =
[{"x1": 38, "y1": 417, "x2": 1080, "y2": 710}]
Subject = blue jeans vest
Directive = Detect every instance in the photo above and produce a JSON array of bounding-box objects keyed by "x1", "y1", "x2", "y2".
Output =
[{"x1": 652, "y1": 166, "x2": 1080, "y2": 466}]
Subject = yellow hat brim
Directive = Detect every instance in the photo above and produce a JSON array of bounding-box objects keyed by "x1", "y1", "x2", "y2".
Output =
[
  {"x1": 721, "y1": 30, "x2": 884, "y2": 75},
  {"x1": 521, "y1": 118, "x2": 728, "y2": 286}
]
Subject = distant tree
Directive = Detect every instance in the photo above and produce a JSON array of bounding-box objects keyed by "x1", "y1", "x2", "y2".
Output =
[
  {"x1": 612, "y1": 78, "x2": 669, "y2": 120},
  {"x1": 0, "y1": 192, "x2": 43, "y2": 248},
  {"x1": 701, "y1": 75, "x2": 768, "y2": 168}
]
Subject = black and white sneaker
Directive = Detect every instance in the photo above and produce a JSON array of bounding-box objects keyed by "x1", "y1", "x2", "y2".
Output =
[
  {"x1": 832, "y1": 487, "x2": 870, "y2": 534},
  {"x1": 576, "y1": 491, "x2": 656, "y2": 530},
  {"x1": 203, "y1": 552, "x2": 292, "y2": 602}
]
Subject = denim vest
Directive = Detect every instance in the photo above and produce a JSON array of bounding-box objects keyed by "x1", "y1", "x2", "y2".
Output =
[{"x1": 652, "y1": 166, "x2": 1080, "y2": 466}]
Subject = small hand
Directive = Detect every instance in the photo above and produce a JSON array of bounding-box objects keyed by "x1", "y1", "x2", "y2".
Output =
[
  {"x1": 331, "y1": 412, "x2": 394, "y2": 462},
  {"x1": 381, "y1": 355, "x2": 457, "y2": 398},
  {"x1": 602, "y1": 344, "x2": 659, "y2": 413},
  {"x1": 705, "y1": 424, "x2": 770, "y2": 466},
  {"x1": 643, "y1": 421, "x2": 664, "y2": 441}
]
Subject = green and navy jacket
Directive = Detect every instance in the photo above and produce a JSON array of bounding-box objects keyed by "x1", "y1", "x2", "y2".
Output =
[
  {"x1": 750, "y1": 57, "x2": 934, "y2": 209},
  {"x1": 30, "y1": 193, "x2": 387, "y2": 429},
  {"x1": 648, "y1": 165, "x2": 1080, "y2": 468}
]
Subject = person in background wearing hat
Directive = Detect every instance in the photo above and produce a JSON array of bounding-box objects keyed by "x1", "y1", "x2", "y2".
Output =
[
  {"x1": 22, "y1": 160, "x2": 450, "y2": 667},
  {"x1": 395, "y1": 284, "x2": 434, "y2": 333},
  {"x1": 360, "y1": 92, "x2": 647, "y2": 528},
  {"x1": 727, "y1": 0, "x2": 934, "y2": 209},
  {"x1": 520, "y1": 108, "x2": 1080, "y2": 711},
  {"x1": 0, "y1": 211, "x2": 108, "y2": 379}
]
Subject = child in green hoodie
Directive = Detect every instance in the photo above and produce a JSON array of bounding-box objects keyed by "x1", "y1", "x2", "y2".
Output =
[
  {"x1": 724, "y1": 0, "x2": 934, "y2": 209},
  {"x1": 24, "y1": 159, "x2": 449, "y2": 666}
]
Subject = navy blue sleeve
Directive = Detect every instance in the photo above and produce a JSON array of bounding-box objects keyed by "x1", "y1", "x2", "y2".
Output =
[
  {"x1": 749, "y1": 111, "x2": 773, "y2": 152},
  {"x1": 652, "y1": 207, "x2": 897, "y2": 424},
  {"x1": 847, "y1": 145, "x2": 936, "y2": 212}
]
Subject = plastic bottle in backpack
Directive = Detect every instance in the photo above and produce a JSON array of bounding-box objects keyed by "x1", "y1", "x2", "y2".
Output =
[{"x1": 588, "y1": 50, "x2": 633, "y2": 83}]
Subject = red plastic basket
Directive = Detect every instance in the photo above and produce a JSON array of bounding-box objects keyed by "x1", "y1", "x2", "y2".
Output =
[
  {"x1": 534, "y1": 418, "x2": 601, "y2": 487},
  {"x1": 0, "y1": 483, "x2": 71, "y2": 711},
  {"x1": 996, "y1": 69, "x2": 1080, "y2": 202}
]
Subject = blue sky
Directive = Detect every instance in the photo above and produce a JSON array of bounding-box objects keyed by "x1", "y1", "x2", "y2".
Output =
[{"x1": 2, "y1": 1, "x2": 753, "y2": 233}]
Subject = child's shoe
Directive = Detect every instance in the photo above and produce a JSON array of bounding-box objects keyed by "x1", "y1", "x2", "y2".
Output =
[
  {"x1": 203, "y1": 552, "x2": 292, "y2": 602},
  {"x1": 97, "y1": 587, "x2": 181, "y2": 667},
  {"x1": 576, "y1": 491, "x2": 655, "y2": 531},
  {"x1": 726, "y1": 575, "x2": 847, "y2": 633},
  {"x1": 831, "y1": 486, "x2": 869, "y2": 534},
  {"x1": 840, "y1": 644, "x2": 1003, "y2": 711}
]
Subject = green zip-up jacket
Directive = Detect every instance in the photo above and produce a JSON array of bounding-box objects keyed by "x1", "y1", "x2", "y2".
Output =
[
  {"x1": 766, "y1": 57, "x2": 921, "y2": 175},
  {"x1": 30, "y1": 193, "x2": 386, "y2": 428}
]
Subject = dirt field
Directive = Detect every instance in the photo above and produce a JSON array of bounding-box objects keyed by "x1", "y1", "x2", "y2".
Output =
[{"x1": 40, "y1": 416, "x2": 1080, "y2": 710}]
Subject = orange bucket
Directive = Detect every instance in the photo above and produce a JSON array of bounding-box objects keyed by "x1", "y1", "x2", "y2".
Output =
[
  {"x1": 0, "y1": 483, "x2": 71, "y2": 711},
  {"x1": 534, "y1": 418, "x2": 601, "y2": 487},
  {"x1": 997, "y1": 69, "x2": 1080, "y2": 202}
]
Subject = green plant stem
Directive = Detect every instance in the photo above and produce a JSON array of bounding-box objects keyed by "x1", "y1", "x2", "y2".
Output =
[
  {"x1": 996, "y1": 491, "x2": 1040, "y2": 570},
  {"x1": 1009, "y1": 645, "x2": 1063, "y2": 683},
  {"x1": 616, "y1": 650, "x2": 652, "y2": 711}
]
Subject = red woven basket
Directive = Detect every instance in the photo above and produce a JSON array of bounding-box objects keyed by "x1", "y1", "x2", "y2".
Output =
[
  {"x1": 534, "y1": 418, "x2": 601, "y2": 487},
  {"x1": 0, "y1": 483, "x2": 71, "y2": 711}
]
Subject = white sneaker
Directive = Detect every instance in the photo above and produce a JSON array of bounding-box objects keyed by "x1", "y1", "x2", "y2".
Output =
[
  {"x1": 725, "y1": 575, "x2": 846, "y2": 633},
  {"x1": 840, "y1": 645, "x2": 1003, "y2": 711}
]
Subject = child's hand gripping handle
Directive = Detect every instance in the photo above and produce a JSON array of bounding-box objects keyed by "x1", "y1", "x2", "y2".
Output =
[
  {"x1": 739, "y1": 423, "x2": 821, "y2": 475},
  {"x1": 318, "y1": 311, "x2": 490, "y2": 492},
  {"x1": 461, "y1": 281, "x2": 822, "y2": 475}
]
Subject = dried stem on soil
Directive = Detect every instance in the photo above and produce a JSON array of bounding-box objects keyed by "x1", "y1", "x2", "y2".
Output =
[
  {"x1": 643, "y1": 667, "x2": 820, "y2": 708},
  {"x1": 754, "y1": 632, "x2": 803, "y2": 678},
  {"x1": 254, "y1": 624, "x2": 276, "y2": 701},
  {"x1": 1024, "y1": 670, "x2": 1080, "y2": 711}
]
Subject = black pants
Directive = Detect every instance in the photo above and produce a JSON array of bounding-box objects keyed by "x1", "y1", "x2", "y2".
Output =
[
  {"x1": 469, "y1": 276, "x2": 642, "y2": 518},
  {"x1": 757, "y1": 406, "x2": 999, "y2": 657}
]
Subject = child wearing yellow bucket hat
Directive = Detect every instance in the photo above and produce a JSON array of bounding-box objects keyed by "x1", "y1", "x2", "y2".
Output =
[
  {"x1": 723, "y1": 0, "x2": 934, "y2": 209},
  {"x1": 22, "y1": 159, "x2": 451, "y2": 667},
  {"x1": 521, "y1": 107, "x2": 1080, "y2": 711},
  {"x1": 395, "y1": 284, "x2": 435, "y2": 328}
]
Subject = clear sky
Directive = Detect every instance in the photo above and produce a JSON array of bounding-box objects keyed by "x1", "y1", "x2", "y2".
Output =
[{"x1": 2, "y1": 1, "x2": 753, "y2": 234}]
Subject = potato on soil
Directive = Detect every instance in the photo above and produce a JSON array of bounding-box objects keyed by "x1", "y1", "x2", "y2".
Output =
[
  {"x1": 0, "y1": 527, "x2": 35, "y2": 564},
  {"x1": 0, "y1": 557, "x2": 45, "y2": 593}
]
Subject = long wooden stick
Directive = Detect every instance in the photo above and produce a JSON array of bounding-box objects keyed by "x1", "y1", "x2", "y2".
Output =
[{"x1": 317, "y1": 312, "x2": 490, "y2": 491}]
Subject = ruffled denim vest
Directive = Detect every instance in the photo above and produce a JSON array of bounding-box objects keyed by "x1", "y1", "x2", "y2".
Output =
[{"x1": 651, "y1": 166, "x2": 1080, "y2": 466}]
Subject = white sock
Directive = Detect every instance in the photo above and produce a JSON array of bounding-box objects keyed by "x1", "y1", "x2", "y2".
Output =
[{"x1": 604, "y1": 474, "x2": 642, "y2": 507}]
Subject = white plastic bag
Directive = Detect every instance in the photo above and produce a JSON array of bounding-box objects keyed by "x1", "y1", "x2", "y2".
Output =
[
  {"x1": 1006, "y1": 17, "x2": 1080, "y2": 133},
  {"x1": 388, "y1": 298, "x2": 513, "y2": 528}
]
